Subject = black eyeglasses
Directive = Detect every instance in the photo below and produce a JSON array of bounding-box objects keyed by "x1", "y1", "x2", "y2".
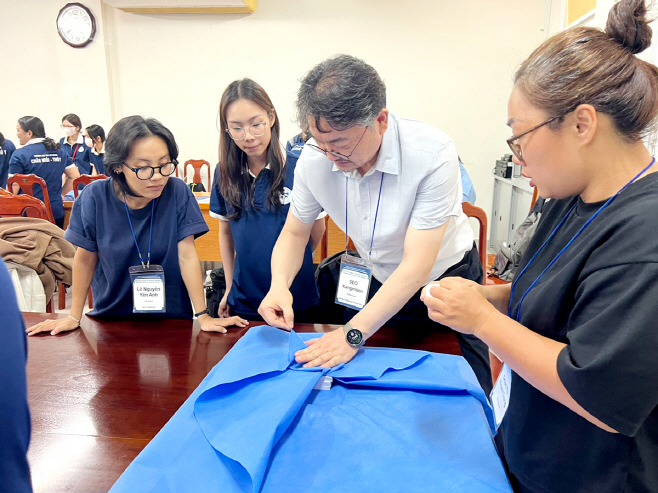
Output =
[
  {"x1": 306, "y1": 126, "x2": 368, "y2": 161},
  {"x1": 123, "y1": 160, "x2": 178, "y2": 180},
  {"x1": 506, "y1": 115, "x2": 561, "y2": 161}
]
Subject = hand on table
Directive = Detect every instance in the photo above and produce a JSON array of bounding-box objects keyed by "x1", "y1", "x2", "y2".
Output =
[
  {"x1": 258, "y1": 288, "x2": 294, "y2": 330},
  {"x1": 218, "y1": 292, "x2": 230, "y2": 318},
  {"x1": 26, "y1": 316, "x2": 80, "y2": 336},
  {"x1": 294, "y1": 327, "x2": 359, "y2": 368},
  {"x1": 199, "y1": 314, "x2": 248, "y2": 333},
  {"x1": 421, "y1": 277, "x2": 497, "y2": 336}
]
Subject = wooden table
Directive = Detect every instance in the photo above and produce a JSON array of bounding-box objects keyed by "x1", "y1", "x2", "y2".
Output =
[{"x1": 23, "y1": 313, "x2": 461, "y2": 493}]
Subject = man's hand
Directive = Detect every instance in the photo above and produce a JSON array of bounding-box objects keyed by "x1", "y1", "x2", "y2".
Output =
[
  {"x1": 258, "y1": 288, "x2": 295, "y2": 329},
  {"x1": 294, "y1": 328, "x2": 359, "y2": 368}
]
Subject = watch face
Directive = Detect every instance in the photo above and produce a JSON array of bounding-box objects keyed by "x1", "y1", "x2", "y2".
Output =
[
  {"x1": 57, "y1": 3, "x2": 96, "y2": 48},
  {"x1": 346, "y1": 329, "x2": 363, "y2": 347}
]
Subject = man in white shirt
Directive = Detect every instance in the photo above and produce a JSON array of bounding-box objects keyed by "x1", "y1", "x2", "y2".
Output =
[{"x1": 259, "y1": 54, "x2": 491, "y2": 393}]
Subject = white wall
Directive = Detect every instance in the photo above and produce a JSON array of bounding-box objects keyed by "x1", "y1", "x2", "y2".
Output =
[{"x1": 1, "y1": 0, "x2": 550, "y2": 222}]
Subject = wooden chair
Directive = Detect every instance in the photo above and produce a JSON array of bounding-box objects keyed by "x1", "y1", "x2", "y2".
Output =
[
  {"x1": 7, "y1": 174, "x2": 55, "y2": 223},
  {"x1": 181, "y1": 159, "x2": 211, "y2": 190},
  {"x1": 73, "y1": 174, "x2": 108, "y2": 198},
  {"x1": 462, "y1": 202, "x2": 488, "y2": 286},
  {"x1": 0, "y1": 193, "x2": 56, "y2": 313}
]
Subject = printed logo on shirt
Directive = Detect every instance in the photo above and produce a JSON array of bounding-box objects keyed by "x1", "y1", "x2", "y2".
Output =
[
  {"x1": 280, "y1": 187, "x2": 292, "y2": 205},
  {"x1": 30, "y1": 154, "x2": 61, "y2": 164}
]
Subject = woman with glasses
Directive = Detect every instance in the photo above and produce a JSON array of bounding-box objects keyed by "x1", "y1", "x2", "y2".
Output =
[
  {"x1": 423, "y1": 1, "x2": 658, "y2": 491},
  {"x1": 59, "y1": 113, "x2": 91, "y2": 175},
  {"x1": 27, "y1": 116, "x2": 247, "y2": 336},
  {"x1": 9, "y1": 116, "x2": 80, "y2": 228},
  {"x1": 210, "y1": 79, "x2": 325, "y2": 321}
]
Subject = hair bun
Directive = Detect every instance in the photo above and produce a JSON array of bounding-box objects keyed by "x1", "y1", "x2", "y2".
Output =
[{"x1": 606, "y1": 0, "x2": 653, "y2": 54}]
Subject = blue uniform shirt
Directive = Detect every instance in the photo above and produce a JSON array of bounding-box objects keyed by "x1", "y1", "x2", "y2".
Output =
[
  {"x1": 0, "y1": 138, "x2": 16, "y2": 189},
  {"x1": 459, "y1": 161, "x2": 477, "y2": 204},
  {"x1": 65, "y1": 177, "x2": 209, "y2": 318},
  {"x1": 60, "y1": 136, "x2": 91, "y2": 175},
  {"x1": 89, "y1": 149, "x2": 106, "y2": 175},
  {"x1": 9, "y1": 141, "x2": 74, "y2": 220},
  {"x1": 0, "y1": 261, "x2": 32, "y2": 493},
  {"x1": 210, "y1": 158, "x2": 319, "y2": 317}
]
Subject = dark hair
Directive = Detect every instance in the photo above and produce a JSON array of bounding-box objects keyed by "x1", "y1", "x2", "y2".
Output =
[
  {"x1": 86, "y1": 124, "x2": 105, "y2": 142},
  {"x1": 17, "y1": 116, "x2": 60, "y2": 151},
  {"x1": 0, "y1": 132, "x2": 5, "y2": 146},
  {"x1": 296, "y1": 54, "x2": 387, "y2": 132},
  {"x1": 105, "y1": 116, "x2": 179, "y2": 198},
  {"x1": 514, "y1": 0, "x2": 658, "y2": 142},
  {"x1": 217, "y1": 79, "x2": 285, "y2": 220},
  {"x1": 62, "y1": 113, "x2": 82, "y2": 130}
]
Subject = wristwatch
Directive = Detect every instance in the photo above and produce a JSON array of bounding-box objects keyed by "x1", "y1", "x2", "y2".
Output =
[{"x1": 343, "y1": 322, "x2": 364, "y2": 347}]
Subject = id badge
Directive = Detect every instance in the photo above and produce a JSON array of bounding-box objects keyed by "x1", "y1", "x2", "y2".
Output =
[
  {"x1": 490, "y1": 363, "x2": 512, "y2": 431},
  {"x1": 129, "y1": 265, "x2": 166, "y2": 313},
  {"x1": 335, "y1": 253, "x2": 372, "y2": 310}
]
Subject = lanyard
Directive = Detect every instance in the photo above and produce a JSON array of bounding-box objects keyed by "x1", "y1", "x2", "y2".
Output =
[
  {"x1": 510, "y1": 157, "x2": 656, "y2": 321},
  {"x1": 124, "y1": 198, "x2": 155, "y2": 268},
  {"x1": 345, "y1": 172, "x2": 384, "y2": 262},
  {"x1": 71, "y1": 143, "x2": 80, "y2": 161}
]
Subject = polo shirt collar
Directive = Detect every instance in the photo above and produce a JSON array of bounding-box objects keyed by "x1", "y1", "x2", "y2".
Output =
[
  {"x1": 91, "y1": 143, "x2": 105, "y2": 156},
  {"x1": 24, "y1": 138, "x2": 45, "y2": 147},
  {"x1": 243, "y1": 163, "x2": 271, "y2": 178}
]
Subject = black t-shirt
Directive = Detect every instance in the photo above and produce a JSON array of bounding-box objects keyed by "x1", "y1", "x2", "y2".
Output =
[{"x1": 503, "y1": 172, "x2": 658, "y2": 493}]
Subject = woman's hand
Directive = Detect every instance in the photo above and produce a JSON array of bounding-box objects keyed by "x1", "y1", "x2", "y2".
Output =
[
  {"x1": 26, "y1": 316, "x2": 80, "y2": 336},
  {"x1": 198, "y1": 314, "x2": 248, "y2": 333},
  {"x1": 218, "y1": 292, "x2": 231, "y2": 318},
  {"x1": 294, "y1": 328, "x2": 359, "y2": 368},
  {"x1": 421, "y1": 277, "x2": 497, "y2": 336}
]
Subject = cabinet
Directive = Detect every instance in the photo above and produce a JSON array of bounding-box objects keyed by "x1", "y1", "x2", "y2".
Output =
[{"x1": 489, "y1": 176, "x2": 534, "y2": 252}]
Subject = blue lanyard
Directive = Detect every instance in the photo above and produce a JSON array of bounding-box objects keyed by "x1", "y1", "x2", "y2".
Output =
[
  {"x1": 124, "y1": 198, "x2": 155, "y2": 268},
  {"x1": 510, "y1": 157, "x2": 656, "y2": 321},
  {"x1": 345, "y1": 172, "x2": 384, "y2": 262}
]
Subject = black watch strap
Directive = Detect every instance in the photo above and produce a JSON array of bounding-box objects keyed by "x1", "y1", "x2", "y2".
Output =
[{"x1": 194, "y1": 309, "x2": 210, "y2": 318}]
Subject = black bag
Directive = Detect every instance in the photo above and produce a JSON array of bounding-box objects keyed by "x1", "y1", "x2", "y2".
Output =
[
  {"x1": 205, "y1": 267, "x2": 227, "y2": 318},
  {"x1": 314, "y1": 249, "x2": 359, "y2": 324}
]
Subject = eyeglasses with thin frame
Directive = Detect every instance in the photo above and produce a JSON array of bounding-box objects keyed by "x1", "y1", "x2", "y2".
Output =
[
  {"x1": 306, "y1": 126, "x2": 369, "y2": 162},
  {"x1": 506, "y1": 115, "x2": 561, "y2": 161},
  {"x1": 60, "y1": 124, "x2": 76, "y2": 129},
  {"x1": 123, "y1": 160, "x2": 178, "y2": 180},
  {"x1": 226, "y1": 121, "x2": 269, "y2": 141}
]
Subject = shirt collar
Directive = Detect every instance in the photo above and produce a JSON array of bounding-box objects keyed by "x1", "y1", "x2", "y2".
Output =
[
  {"x1": 91, "y1": 142, "x2": 105, "y2": 156},
  {"x1": 242, "y1": 162, "x2": 271, "y2": 178},
  {"x1": 24, "y1": 138, "x2": 45, "y2": 146}
]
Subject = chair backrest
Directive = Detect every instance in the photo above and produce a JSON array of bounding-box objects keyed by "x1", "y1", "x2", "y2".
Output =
[
  {"x1": 181, "y1": 159, "x2": 211, "y2": 188},
  {"x1": 0, "y1": 193, "x2": 50, "y2": 221},
  {"x1": 7, "y1": 174, "x2": 55, "y2": 223},
  {"x1": 73, "y1": 174, "x2": 108, "y2": 198},
  {"x1": 462, "y1": 202, "x2": 488, "y2": 286}
]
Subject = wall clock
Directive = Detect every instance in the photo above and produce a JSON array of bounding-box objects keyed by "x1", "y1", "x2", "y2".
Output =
[{"x1": 56, "y1": 3, "x2": 96, "y2": 48}]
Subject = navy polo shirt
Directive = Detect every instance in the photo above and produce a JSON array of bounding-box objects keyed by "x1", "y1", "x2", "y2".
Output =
[
  {"x1": 0, "y1": 261, "x2": 32, "y2": 493},
  {"x1": 60, "y1": 137, "x2": 91, "y2": 175},
  {"x1": 210, "y1": 158, "x2": 319, "y2": 317},
  {"x1": 9, "y1": 142, "x2": 73, "y2": 220},
  {"x1": 0, "y1": 139, "x2": 16, "y2": 189},
  {"x1": 89, "y1": 151, "x2": 105, "y2": 175},
  {"x1": 65, "y1": 177, "x2": 209, "y2": 318}
]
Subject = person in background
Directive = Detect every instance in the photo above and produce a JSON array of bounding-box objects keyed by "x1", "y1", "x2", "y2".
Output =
[
  {"x1": 9, "y1": 116, "x2": 80, "y2": 228},
  {"x1": 0, "y1": 261, "x2": 33, "y2": 493},
  {"x1": 85, "y1": 124, "x2": 106, "y2": 175},
  {"x1": 258, "y1": 55, "x2": 492, "y2": 394},
  {"x1": 0, "y1": 131, "x2": 16, "y2": 189},
  {"x1": 459, "y1": 158, "x2": 477, "y2": 204},
  {"x1": 423, "y1": 1, "x2": 658, "y2": 491},
  {"x1": 27, "y1": 116, "x2": 247, "y2": 336},
  {"x1": 60, "y1": 113, "x2": 91, "y2": 175},
  {"x1": 210, "y1": 79, "x2": 325, "y2": 321}
]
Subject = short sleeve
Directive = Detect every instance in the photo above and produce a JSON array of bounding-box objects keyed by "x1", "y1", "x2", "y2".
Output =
[
  {"x1": 409, "y1": 140, "x2": 463, "y2": 230},
  {"x1": 64, "y1": 185, "x2": 99, "y2": 252},
  {"x1": 176, "y1": 180, "x2": 209, "y2": 242},
  {"x1": 8, "y1": 151, "x2": 25, "y2": 175},
  {"x1": 209, "y1": 166, "x2": 228, "y2": 220},
  {"x1": 556, "y1": 262, "x2": 658, "y2": 436},
  {"x1": 289, "y1": 150, "x2": 323, "y2": 224}
]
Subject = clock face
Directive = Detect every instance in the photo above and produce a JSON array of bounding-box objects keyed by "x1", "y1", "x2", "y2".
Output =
[{"x1": 56, "y1": 3, "x2": 96, "y2": 48}]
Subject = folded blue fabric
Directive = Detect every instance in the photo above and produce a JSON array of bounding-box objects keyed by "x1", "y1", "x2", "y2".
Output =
[{"x1": 110, "y1": 326, "x2": 510, "y2": 493}]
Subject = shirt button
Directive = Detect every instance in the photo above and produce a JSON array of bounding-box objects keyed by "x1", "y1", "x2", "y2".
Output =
[
  {"x1": 360, "y1": 182, "x2": 366, "y2": 187},
  {"x1": 364, "y1": 216, "x2": 369, "y2": 221}
]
